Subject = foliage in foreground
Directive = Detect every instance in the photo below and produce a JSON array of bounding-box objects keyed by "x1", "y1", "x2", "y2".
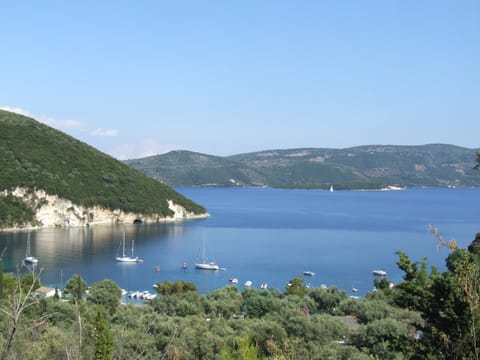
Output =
[{"x1": 1, "y1": 233, "x2": 480, "y2": 359}]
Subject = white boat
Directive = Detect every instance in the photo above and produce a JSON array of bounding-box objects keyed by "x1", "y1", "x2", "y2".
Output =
[
  {"x1": 372, "y1": 269, "x2": 387, "y2": 276},
  {"x1": 244, "y1": 280, "x2": 252, "y2": 287},
  {"x1": 229, "y1": 278, "x2": 238, "y2": 284},
  {"x1": 24, "y1": 233, "x2": 38, "y2": 264},
  {"x1": 303, "y1": 271, "x2": 315, "y2": 276},
  {"x1": 116, "y1": 233, "x2": 141, "y2": 263},
  {"x1": 260, "y1": 282, "x2": 268, "y2": 289},
  {"x1": 329, "y1": 185, "x2": 334, "y2": 192},
  {"x1": 195, "y1": 236, "x2": 219, "y2": 270},
  {"x1": 144, "y1": 293, "x2": 157, "y2": 300},
  {"x1": 128, "y1": 291, "x2": 141, "y2": 298},
  {"x1": 195, "y1": 261, "x2": 219, "y2": 270}
]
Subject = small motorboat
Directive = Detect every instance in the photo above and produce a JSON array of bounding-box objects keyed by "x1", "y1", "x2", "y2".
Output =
[
  {"x1": 303, "y1": 271, "x2": 315, "y2": 276},
  {"x1": 372, "y1": 269, "x2": 387, "y2": 276},
  {"x1": 244, "y1": 280, "x2": 252, "y2": 287},
  {"x1": 260, "y1": 283, "x2": 268, "y2": 290},
  {"x1": 229, "y1": 278, "x2": 238, "y2": 284},
  {"x1": 182, "y1": 262, "x2": 188, "y2": 269}
]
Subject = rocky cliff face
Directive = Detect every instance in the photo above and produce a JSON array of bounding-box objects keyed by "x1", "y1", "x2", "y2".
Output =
[{"x1": 5, "y1": 187, "x2": 207, "y2": 230}]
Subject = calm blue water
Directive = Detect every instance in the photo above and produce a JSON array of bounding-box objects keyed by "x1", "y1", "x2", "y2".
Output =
[{"x1": 0, "y1": 188, "x2": 478, "y2": 297}]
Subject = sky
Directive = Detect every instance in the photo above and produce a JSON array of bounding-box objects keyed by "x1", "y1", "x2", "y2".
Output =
[{"x1": 1, "y1": 1, "x2": 479, "y2": 159}]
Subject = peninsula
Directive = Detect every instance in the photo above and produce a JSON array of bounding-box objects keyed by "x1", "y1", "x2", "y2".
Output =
[{"x1": 0, "y1": 110, "x2": 207, "y2": 230}]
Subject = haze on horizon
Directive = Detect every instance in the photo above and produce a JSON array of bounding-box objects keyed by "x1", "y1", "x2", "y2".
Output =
[{"x1": 1, "y1": 1, "x2": 479, "y2": 160}]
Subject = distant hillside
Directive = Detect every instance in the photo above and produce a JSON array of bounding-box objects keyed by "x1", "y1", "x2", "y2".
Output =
[
  {"x1": 0, "y1": 110, "x2": 206, "y2": 229},
  {"x1": 126, "y1": 151, "x2": 268, "y2": 187},
  {"x1": 126, "y1": 145, "x2": 479, "y2": 189}
]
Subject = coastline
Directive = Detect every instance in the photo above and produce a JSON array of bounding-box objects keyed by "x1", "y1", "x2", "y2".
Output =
[{"x1": 0, "y1": 187, "x2": 209, "y2": 232}]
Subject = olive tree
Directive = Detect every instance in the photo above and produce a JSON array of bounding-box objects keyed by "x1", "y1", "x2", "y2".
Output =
[{"x1": 87, "y1": 279, "x2": 121, "y2": 316}]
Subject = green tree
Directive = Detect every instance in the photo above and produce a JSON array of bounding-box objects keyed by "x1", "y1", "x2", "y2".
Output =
[
  {"x1": 393, "y1": 251, "x2": 438, "y2": 312},
  {"x1": 206, "y1": 286, "x2": 242, "y2": 318},
  {"x1": 250, "y1": 319, "x2": 288, "y2": 358},
  {"x1": 87, "y1": 279, "x2": 121, "y2": 316},
  {"x1": 352, "y1": 317, "x2": 413, "y2": 359},
  {"x1": 92, "y1": 307, "x2": 113, "y2": 360},
  {"x1": 222, "y1": 336, "x2": 258, "y2": 360},
  {"x1": 154, "y1": 280, "x2": 198, "y2": 296},
  {"x1": 242, "y1": 289, "x2": 281, "y2": 318},
  {"x1": 393, "y1": 235, "x2": 480, "y2": 359},
  {"x1": 63, "y1": 274, "x2": 87, "y2": 302},
  {"x1": 284, "y1": 277, "x2": 308, "y2": 298},
  {"x1": 308, "y1": 286, "x2": 347, "y2": 314},
  {"x1": 0, "y1": 255, "x2": 3, "y2": 300}
]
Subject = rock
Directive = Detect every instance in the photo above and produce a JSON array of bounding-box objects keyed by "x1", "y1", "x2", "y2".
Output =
[{"x1": 2, "y1": 187, "x2": 207, "y2": 230}]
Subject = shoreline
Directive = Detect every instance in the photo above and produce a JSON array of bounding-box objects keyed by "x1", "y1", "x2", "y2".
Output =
[{"x1": 0, "y1": 212, "x2": 209, "y2": 233}]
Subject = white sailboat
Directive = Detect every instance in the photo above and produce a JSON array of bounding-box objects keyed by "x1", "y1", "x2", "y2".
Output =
[
  {"x1": 116, "y1": 233, "x2": 141, "y2": 263},
  {"x1": 195, "y1": 236, "x2": 219, "y2": 270},
  {"x1": 329, "y1": 185, "x2": 334, "y2": 192},
  {"x1": 24, "y1": 233, "x2": 38, "y2": 264}
]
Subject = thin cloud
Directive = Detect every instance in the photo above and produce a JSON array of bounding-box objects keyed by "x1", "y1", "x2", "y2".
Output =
[
  {"x1": 0, "y1": 106, "x2": 32, "y2": 116},
  {"x1": 111, "y1": 143, "x2": 136, "y2": 160},
  {"x1": 39, "y1": 116, "x2": 83, "y2": 130},
  {"x1": 111, "y1": 138, "x2": 181, "y2": 160},
  {"x1": 2, "y1": 105, "x2": 89, "y2": 133},
  {"x1": 138, "y1": 138, "x2": 180, "y2": 158},
  {"x1": 139, "y1": 138, "x2": 163, "y2": 157},
  {"x1": 1, "y1": 106, "x2": 84, "y2": 130},
  {"x1": 91, "y1": 128, "x2": 119, "y2": 137}
]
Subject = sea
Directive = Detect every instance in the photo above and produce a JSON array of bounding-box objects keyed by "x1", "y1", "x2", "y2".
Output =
[{"x1": 0, "y1": 187, "x2": 478, "y2": 298}]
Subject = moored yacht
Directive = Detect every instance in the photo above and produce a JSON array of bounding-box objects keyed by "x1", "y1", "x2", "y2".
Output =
[
  {"x1": 195, "y1": 236, "x2": 219, "y2": 270},
  {"x1": 24, "y1": 233, "x2": 38, "y2": 264},
  {"x1": 116, "y1": 233, "x2": 141, "y2": 263}
]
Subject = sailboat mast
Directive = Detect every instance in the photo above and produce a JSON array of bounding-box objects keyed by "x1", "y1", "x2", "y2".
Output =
[
  {"x1": 131, "y1": 239, "x2": 135, "y2": 257},
  {"x1": 203, "y1": 234, "x2": 206, "y2": 262},
  {"x1": 26, "y1": 233, "x2": 30, "y2": 257}
]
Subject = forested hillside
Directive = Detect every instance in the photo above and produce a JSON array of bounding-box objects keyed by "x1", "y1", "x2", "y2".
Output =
[
  {"x1": 126, "y1": 145, "x2": 479, "y2": 189},
  {"x1": 0, "y1": 110, "x2": 205, "y2": 229}
]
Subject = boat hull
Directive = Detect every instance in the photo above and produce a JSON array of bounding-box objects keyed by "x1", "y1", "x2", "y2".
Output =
[
  {"x1": 195, "y1": 263, "x2": 219, "y2": 270},
  {"x1": 24, "y1": 256, "x2": 38, "y2": 264},
  {"x1": 116, "y1": 256, "x2": 140, "y2": 263}
]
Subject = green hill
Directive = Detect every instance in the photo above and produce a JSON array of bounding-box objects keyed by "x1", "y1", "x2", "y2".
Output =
[
  {"x1": 126, "y1": 145, "x2": 479, "y2": 189},
  {"x1": 0, "y1": 110, "x2": 206, "y2": 229},
  {"x1": 126, "y1": 150, "x2": 268, "y2": 187}
]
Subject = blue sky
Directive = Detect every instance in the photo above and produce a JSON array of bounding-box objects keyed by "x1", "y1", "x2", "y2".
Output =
[{"x1": 1, "y1": 1, "x2": 479, "y2": 159}]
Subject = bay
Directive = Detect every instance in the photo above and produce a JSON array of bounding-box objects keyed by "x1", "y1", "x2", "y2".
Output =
[{"x1": 0, "y1": 187, "x2": 478, "y2": 298}]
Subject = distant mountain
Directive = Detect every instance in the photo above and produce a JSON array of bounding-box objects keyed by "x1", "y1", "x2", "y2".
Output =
[
  {"x1": 0, "y1": 110, "x2": 206, "y2": 229},
  {"x1": 125, "y1": 145, "x2": 479, "y2": 189},
  {"x1": 126, "y1": 151, "x2": 268, "y2": 187}
]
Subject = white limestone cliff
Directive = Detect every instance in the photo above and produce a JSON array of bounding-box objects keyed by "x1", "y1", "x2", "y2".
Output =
[{"x1": 3, "y1": 187, "x2": 207, "y2": 230}]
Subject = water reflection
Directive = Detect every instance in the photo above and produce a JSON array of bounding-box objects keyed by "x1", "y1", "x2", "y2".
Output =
[
  {"x1": 0, "y1": 223, "x2": 196, "y2": 288},
  {"x1": 0, "y1": 188, "x2": 478, "y2": 297}
]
